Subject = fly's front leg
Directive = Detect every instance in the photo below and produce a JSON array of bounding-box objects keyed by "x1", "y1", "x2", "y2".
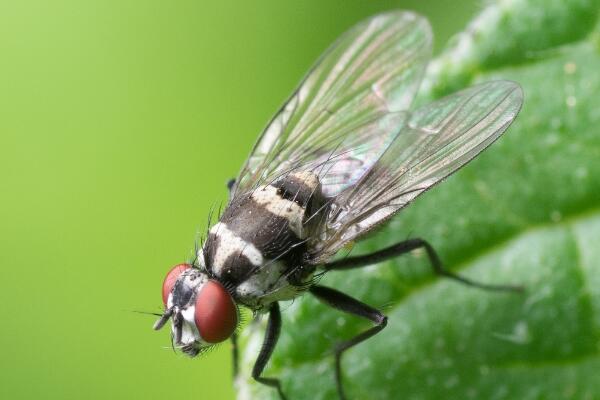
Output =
[
  {"x1": 252, "y1": 302, "x2": 287, "y2": 400},
  {"x1": 324, "y1": 238, "x2": 522, "y2": 292},
  {"x1": 309, "y1": 285, "x2": 387, "y2": 400}
]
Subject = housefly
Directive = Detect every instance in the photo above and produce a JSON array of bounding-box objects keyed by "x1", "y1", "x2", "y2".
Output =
[{"x1": 153, "y1": 10, "x2": 523, "y2": 400}]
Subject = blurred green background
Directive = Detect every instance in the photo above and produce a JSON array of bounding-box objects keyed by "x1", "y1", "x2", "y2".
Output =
[{"x1": 0, "y1": 1, "x2": 478, "y2": 399}]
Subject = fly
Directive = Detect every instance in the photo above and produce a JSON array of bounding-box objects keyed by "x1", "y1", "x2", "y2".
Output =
[{"x1": 153, "y1": 10, "x2": 523, "y2": 400}]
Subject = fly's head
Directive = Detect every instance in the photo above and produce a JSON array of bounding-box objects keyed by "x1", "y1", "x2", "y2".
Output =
[{"x1": 153, "y1": 264, "x2": 238, "y2": 356}]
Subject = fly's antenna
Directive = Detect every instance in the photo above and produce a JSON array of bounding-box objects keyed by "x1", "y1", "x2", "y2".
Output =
[
  {"x1": 174, "y1": 313, "x2": 183, "y2": 344},
  {"x1": 153, "y1": 307, "x2": 174, "y2": 331}
]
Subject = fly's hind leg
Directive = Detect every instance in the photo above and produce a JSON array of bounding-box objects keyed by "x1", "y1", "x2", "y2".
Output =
[
  {"x1": 323, "y1": 238, "x2": 523, "y2": 292},
  {"x1": 309, "y1": 285, "x2": 387, "y2": 400}
]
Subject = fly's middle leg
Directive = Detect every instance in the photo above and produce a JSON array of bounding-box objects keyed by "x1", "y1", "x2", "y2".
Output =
[{"x1": 323, "y1": 238, "x2": 523, "y2": 293}]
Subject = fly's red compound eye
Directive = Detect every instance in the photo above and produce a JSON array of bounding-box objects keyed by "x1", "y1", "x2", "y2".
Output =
[
  {"x1": 194, "y1": 280, "x2": 237, "y2": 343},
  {"x1": 161, "y1": 263, "x2": 191, "y2": 305}
]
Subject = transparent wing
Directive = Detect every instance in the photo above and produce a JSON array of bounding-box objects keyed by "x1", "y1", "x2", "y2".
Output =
[
  {"x1": 313, "y1": 80, "x2": 524, "y2": 261},
  {"x1": 232, "y1": 11, "x2": 432, "y2": 198}
]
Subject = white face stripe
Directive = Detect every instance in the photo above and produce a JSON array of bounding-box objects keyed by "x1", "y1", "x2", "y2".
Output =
[
  {"x1": 173, "y1": 303, "x2": 211, "y2": 348},
  {"x1": 251, "y1": 185, "x2": 305, "y2": 238},
  {"x1": 208, "y1": 222, "x2": 264, "y2": 273}
]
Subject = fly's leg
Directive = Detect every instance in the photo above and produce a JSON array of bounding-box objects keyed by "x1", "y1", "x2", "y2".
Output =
[
  {"x1": 252, "y1": 302, "x2": 287, "y2": 400},
  {"x1": 231, "y1": 331, "x2": 239, "y2": 379},
  {"x1": 309, "y1": 285, "x2": 387, "y2": 400},
  {"x1": 323, "y1": 238, "x2": 522, "y2": 292}
]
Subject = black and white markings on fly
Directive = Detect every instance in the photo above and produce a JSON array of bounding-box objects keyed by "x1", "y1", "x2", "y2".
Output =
[
  {"x1": 155, "y1": 11, "x2": 524, "y2": 400},
  {"x1": 201, "y1": 171, "x2": 323, "y2": 309}
]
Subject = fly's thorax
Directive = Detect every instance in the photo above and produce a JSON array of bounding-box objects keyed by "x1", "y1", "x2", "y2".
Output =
[{"x1": 198, "y1": 171, "x2": 323, "y2": 309}]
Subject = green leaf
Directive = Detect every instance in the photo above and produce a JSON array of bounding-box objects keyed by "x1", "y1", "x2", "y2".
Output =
[{"x1": 238, "y1": 0, "x2": 600, "y2": 398}]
